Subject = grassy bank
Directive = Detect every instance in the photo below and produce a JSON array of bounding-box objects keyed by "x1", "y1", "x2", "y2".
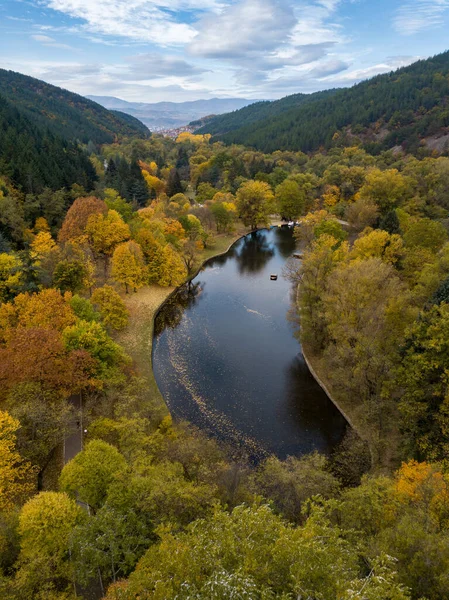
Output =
[{"x1": 115, "y1": 230, "x2": 248, "y2": 415}]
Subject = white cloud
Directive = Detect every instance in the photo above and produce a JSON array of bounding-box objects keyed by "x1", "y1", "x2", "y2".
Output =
[
  {"x1": 190, "y1": 0, "x2": 295, "y2": 58},
  {"x1": 42, "y1": 0, "x2": 201, "y2": 45},
  {"x1": 31, "y1": 33, "x2": 76, "y2": 49},
  {"x1": 393, "y1": 0, "x2": 449, "y2": 35}
]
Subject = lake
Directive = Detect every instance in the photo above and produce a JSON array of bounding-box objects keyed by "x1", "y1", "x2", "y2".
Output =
[{"x1": 153, "y1": 227, "x2": 347, "y2": 460}]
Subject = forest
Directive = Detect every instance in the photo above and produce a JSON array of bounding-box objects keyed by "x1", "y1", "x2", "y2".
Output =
[
  {"x1": 2, "y1": 88, "x2": 449, "y2": 599},
  {"x1": 197, "y1": 50, "x2": 449, "y2": 155}
]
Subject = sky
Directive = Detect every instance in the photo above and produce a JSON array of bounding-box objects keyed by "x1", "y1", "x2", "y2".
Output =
[{"x1": 1, "y1": 0, "x2": 449, "y2": 103}]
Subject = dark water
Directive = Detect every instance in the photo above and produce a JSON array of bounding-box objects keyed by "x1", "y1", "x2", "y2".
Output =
[{"x1": 153, "y1": 227, "x2": 347, "y2": 460}]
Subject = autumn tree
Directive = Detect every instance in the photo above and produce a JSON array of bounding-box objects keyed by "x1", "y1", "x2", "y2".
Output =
[
  {"x1": 0, "y1": 253, "x2": 23, "y2": 302},
  {"x1": 16, "y1": 491, "x2": 84, "y2": 597},
  {"x1": 91, "y1": 285, "x2": 129, "y2": 330},
  {"x1": 58, "y1": 196, "x2": 107, "y2": 244},
  {"x1": 0, "y1": 327, "x2": 97, "y2": 398},
  {"x1": 359, "y1": 168, "x2": 410, "y2": 213},
  {"x1": 236, "y1": 180, "x2": 274, "y2": 230},
  {"x1": 86, "y1": 210, "x2": 130, "y2": 275},
  {"x1": 111, "y1": 241, "x2": 146, "y2": 293},
  {"x1": 0, "y1": 411, "x2": 35, "y2": 512}
]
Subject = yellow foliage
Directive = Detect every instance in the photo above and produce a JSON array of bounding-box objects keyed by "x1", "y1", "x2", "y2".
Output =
[
  {"x1": 34, "y1": 217, "x2": 50, "y2": 233},
  {"x1": 142, "y1": 171, "x2": 165, "y2": 196},
  {"x1": 30, "y1": 231, "x2": 57, "y2": 261},
  {"x1": 322, "y1": 185, "x2": 340, "y2": 207},
  {"x1": 86, "y1": 210, "x2": 130, "y2": 256},
  {"x1": 0, "y1": 410, "x2": 35, "y2": 512},
  {"x1": 176, "y1": 132, "x2": 211, "y2": 145},
  {"x1": 351, "y1": 229, "x2": 404, "y2": 265},
  {"x1": 0, "y1": 253, "x2": 23, "y2": 302}
]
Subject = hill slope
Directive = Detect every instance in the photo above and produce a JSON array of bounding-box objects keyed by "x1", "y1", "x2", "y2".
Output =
[
  {"x1": 87, "y1": 95, "x2": 257, "y2": 130},
  {"x1": 0, "y1": 70, "x2": 149, "y2": 144},
  {"x1": 0, "y1": 93, "x2": 97, "y2": 193},
  {"x1": 197, "y1": 51, "x2": 449, "y2": 154}
]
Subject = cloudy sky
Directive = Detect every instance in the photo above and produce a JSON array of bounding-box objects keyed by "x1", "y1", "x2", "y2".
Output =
[{"x1": 2, "y1": 0, "x2": 449, "y2": 102}]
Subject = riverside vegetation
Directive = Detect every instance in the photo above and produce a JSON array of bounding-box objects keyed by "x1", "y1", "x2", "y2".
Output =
[{"x1": 3, "y1": 63, "x2": 449, "y2": 599}]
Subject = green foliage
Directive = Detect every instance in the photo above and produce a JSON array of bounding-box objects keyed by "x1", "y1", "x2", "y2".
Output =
[
  {"x1": 59, "y1": 439, "x2": 127, "y2": 510},
  {"x1": 62, "y1": 319, "x2": 128, "y2": 382},
  {"x1": 275, "y1": 178, "x2": 306, "y2": 220},
  {"x1": 199, "y1": 51, "x2": 449, "y2": 155},
  {"x1": 0, "y1": 94, "x2": 97, "y2": 194},
  {"x1": 0, "y1": 69, "x2": 149, "y2": 144},
  {"x1": 69, "y1": 294, "x2": 100, "y2": 322}
]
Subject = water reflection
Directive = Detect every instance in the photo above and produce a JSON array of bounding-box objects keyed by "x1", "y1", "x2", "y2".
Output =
[
  {"x1": 153, "y1": 227, "x2": 347, "y2": 460},
  {"x1": 234, "y1": 231, "x2": 275, "y2": 275}
]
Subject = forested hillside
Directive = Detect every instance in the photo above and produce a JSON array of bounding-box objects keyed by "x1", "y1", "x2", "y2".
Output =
[
  {"x1": 0, "y1": 70, "x2": 150, "y2": 144},
  {"x1": 0, "y1": 94, "x2": 97, "y2": 194},
  {"x1": 190, "y1": 88, "x2": 337, "y2": 134},
  {"x1": 197, "y1": 51, "x2": 449, "y2": 155}
]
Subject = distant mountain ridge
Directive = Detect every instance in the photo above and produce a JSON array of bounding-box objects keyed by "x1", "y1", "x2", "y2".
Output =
[
  {"x1": 87, "y1": 95, "x2": 257, "y2": 130},
  {"x1": 0, "y1": 69, "x2": 149, "y2": 144},
  {"x1": 196, "y1": 51, "x2": 449, "y2": 155}
]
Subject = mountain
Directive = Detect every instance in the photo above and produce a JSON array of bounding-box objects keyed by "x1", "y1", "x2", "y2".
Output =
[
  {"x1": 196, "y1": 51, "x2": 449, "y2": 155},
  {"x1": 0, "y1": 93, "x2": 97, "y2": 194},
  {"x1": 0, "y1": 69, "x2": 149, "y2": 144},
  {"x1": 86, "y1": 96, "x2": 257, "y2": 130}
]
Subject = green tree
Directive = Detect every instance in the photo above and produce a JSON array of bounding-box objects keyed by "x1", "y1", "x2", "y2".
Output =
[
  {"x1": 236, "y1": 180, "x2": 274, "y2": 230},
  {"x1": 16, "y1": 492, "x2": 84, "y2": 597},
  {"x1": 403, "y1": 217, "x2": 448, "y2": 253},
  {"x1": 59, "y1": 440, "x2": 127, "y2": 510},
  {"x1": 275, "y1": 178, "x2": 305, "y2": 220}
]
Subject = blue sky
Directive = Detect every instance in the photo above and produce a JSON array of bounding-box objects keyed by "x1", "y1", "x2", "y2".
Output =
[{"x1": 1, "y1": 0, "x2": 449, "y2": 102}]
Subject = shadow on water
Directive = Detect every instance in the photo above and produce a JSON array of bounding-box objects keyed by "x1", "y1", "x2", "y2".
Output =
[
  {"x1": 153, "y1": 227, "x2": 348, "y2": 460},
  {"x1": 154, "y1": 281, "x2": 203, "y2": 335},
  {"x1": 234, "y1": 230, "x2": 275, "y2": 275},
  {"x1": 274, "y1": 226, "x2": 297, "y2": 259}
]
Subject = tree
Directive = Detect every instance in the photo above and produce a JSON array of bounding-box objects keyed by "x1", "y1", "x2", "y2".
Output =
[
  {"x1": 275, "y1": 179, "x2": 306, "y2": 219},
  {"x1": 58, "y1": 196, "x2": 107, "y2": 244},
  {"x1": 403, "y1": 217, "x2": 448, "y2": 253},
  {"x1": 0, "y1": 411, "x2": 35, "y2": 512},
  {"x1": 52, "y1": 259, "x2": 88, "y2": 293},
  {"x1": 111, "y1": 241, "x2": 146, "y2": 293},
  {"x1": 59, "y1": 440, "x2": 127, "y2": 510},
  {"x1": 104, "y1": 188, "x2": 133, "y2": 222},
  {"x1": 398, "y1": 304, "x2": 449, "y2": 461},
  {"x1": 62, "y1": 320, "x2": 128, "y2": 384},
  {"x1": 166, "y1": 168, "x2": 183, "y2": 197},
  {"x1": 91, "y1": 285, "x2": 129, "y2": 330},
  {"x1": 351, "y1": 229, "x2": 404, "y2": 265},
  {"x1": 11, "y1": 288, "x2": 76, "y2": 332},
  {"x1": 251, "y1": 453, "x2": 339, "y2": 523},
  {"x1": 236, "y1": 180, "x2": 274, "y2": 230},
  {"x1": 85, "y1": 209, "x2": 130, "y2": 267},
  {"x1": 359, "y1": 168, "x2": 410, "y2": 213},
  {"x1": 0, "y1": 327, "x2": 97, "y2": 397},
  {"x1": 29, "y1": 231, "x2": 56, "y2": 262},
  {"x1": 346, "y1": 197, "x2": 379, "y2": 231},
  {"x1": 0, "y1": 253, "x2": 23, "y2": 302},
  {"x1": 16, "y1": 492, "x2": 84, "y2": 597}
]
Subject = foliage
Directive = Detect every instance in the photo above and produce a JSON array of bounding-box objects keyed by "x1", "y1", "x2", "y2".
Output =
[{"x1": 91, "y1": 285, "x2": 129, "y2": 330}]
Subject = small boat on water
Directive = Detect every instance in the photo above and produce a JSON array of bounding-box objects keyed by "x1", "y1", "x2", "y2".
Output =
[{"x1": 270, "y1": 274, "x2": 278, "y2": 280}]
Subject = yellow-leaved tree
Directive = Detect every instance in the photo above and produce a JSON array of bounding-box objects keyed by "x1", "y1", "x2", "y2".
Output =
[
  {"x1": 0, "y1": 410, "x2": 35, "y2": 512},
  {"x1": 111, "y1": 241, "x2": 146, "y2": 293}
]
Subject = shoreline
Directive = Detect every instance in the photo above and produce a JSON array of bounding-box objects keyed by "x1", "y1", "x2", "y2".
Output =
[{"x1": 116, "y1": 229, "x2": 249, "y2": 417}]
